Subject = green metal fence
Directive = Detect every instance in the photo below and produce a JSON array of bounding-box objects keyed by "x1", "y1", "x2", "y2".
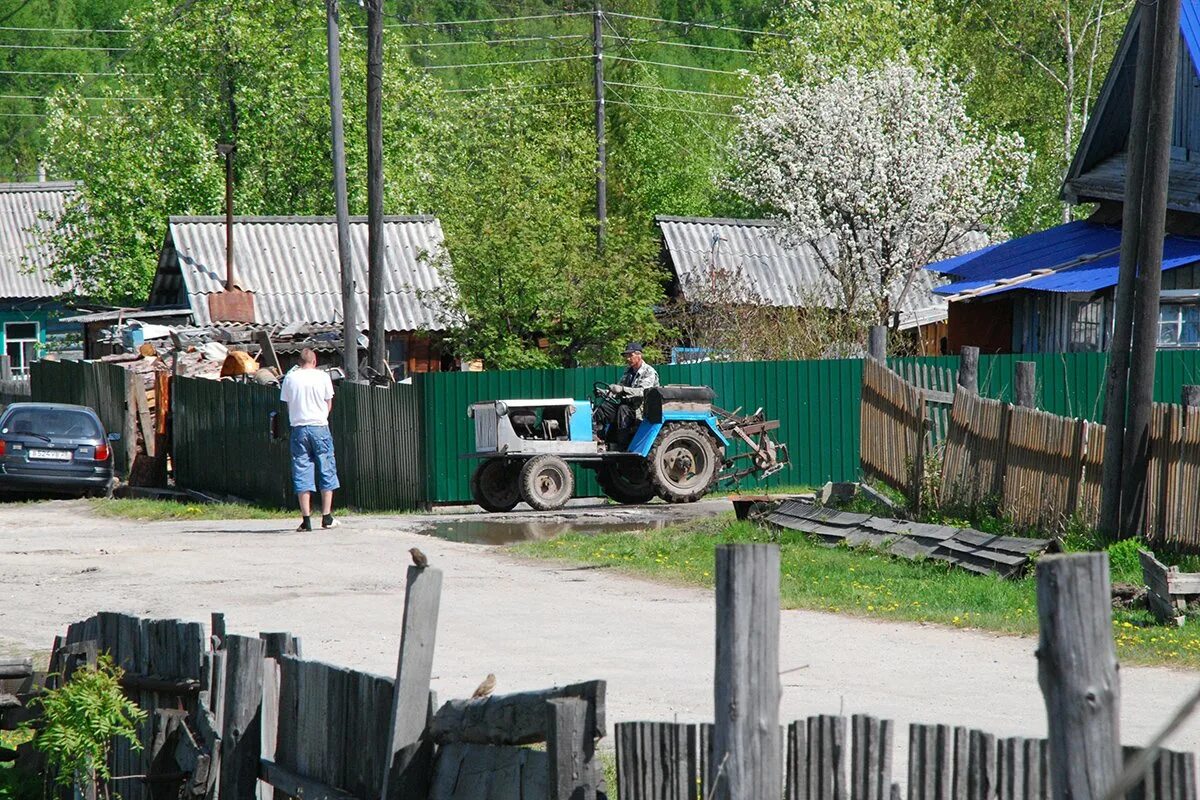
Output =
[
  {"x1": 30, "y1": 359, "x2": 133, "y2": 476},
  {"x1": 168, "y1": 351, "x2": 1200, "y2": 510},
  {"x1": 172, "y1": 377, "x2": 425, "y2": 510}
]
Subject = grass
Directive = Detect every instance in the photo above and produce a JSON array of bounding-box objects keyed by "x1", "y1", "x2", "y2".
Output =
[
  {"x1": 89, "y1": 498, "x2": 294, "y2": 521},
  {"x1": 513, "y1": 513, "x2": 1200, "y2": 670}
]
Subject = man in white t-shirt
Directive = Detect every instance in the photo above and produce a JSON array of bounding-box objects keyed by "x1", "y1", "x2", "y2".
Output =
[{"x1": 280, "y1": 348, "x2": 340, "y2": 531}]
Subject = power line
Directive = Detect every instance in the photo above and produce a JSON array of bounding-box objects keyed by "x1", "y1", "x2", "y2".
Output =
[
  {"x1": 423, "y1": 54, "x2": 590, "y2": 70},
  {"x1": 604, "y1": 12, "x2": 788, "y2": 39},
  {"x1": 0, "y1": 42, "x2": 131, "y2": 51},
  {"x1": 375, "y1": 10, "x2": 589, "y2": 28},
  {"x1": 443, "y1": 80, "x2": 586, "y2": 94},
  {"x1": 392, "y1": 34, "x2": 587, "y2": 48},
  {"x1": 606, "y1": 80, "x2": 744, "y2": 100},
  {"x1": 0, "y1": 94, "x2": 157, "y2": 101},
  {"x1": 608, "y1": 98, "x2": 738, "y2": 118},
  {"x1": 601, "y1": 33, "x2": 757, "y2": 55},
  {"x1": 0, "y1": 69, "x2": 144, "y2": 77},
  {"x1": 0, "y1": 25, "x2": 131, "y2": 34},
  {"x1": 607, "y1": 55, "x2": 746, "y2": 76}
]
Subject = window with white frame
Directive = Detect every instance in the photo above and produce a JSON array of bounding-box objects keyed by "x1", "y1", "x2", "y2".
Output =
[
  {"x1": 1158, "y1": 302, "x2": 1200, "y2": 347},
  {"x1": 4, "y1": 321, "x2": 38, "y2": 376}
]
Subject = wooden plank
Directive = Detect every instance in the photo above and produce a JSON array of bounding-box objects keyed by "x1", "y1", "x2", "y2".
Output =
[
  {"x1": 428, "y1": 743, "x2": 549, "y2": 800},
  {"x1": 785, "y1": 721, "x2": 807, "y2": 800},
  {"x1": 0, "y1": 659, "x2": 32, "y2": 679},
  {"x1": 851, "y1": 715, "x2": 891, "y2": 800},
  {"x1": 1037, "y1": 554, "x2": 1121, "y2": 800},
  {"x1": 967, "y1": 730, "x2": 996, "y2": 800},
  {"x1": 134, "y1": 381, "x2": 155, "y2": 458},
  {"x1": 548, "y1": 698, "x2": 599, "y2": 800},
  {"x1": 430, "y1": 680, "x2": 605, "y2": 746},
  {"x1": 260, "y1": 758, "x2": 358, "y2": 800},
  {"x1": 712, "y1": 544, "x2": 782, "y2": 800},
  {"x1": 383, "y1": 565, "x2": 443, "y2": 800},
  {"x1": 219, "y1": 635, "x2": 267, "y2": 800}
]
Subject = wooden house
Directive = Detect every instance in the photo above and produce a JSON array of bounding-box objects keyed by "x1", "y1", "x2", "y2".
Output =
[{"x1": 926, "y1": 3, "x2": 1200, "y2": 354}]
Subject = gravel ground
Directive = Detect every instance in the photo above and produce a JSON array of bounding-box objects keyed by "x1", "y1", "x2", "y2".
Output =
[{"x1": 1, "y1": 498, "x2": 1197, "y2": 759}]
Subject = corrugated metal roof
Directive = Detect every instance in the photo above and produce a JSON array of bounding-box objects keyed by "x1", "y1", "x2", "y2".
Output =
[
  {"x1": 0, "y1": 181, "x2": 76, "y2": 299},
  {"x1": 656, "y1": 216, "x2": 953, "y2": 330},
  {"x1": 927, "y1": 221, "x2": 1200, "y2": 297},
  {"x1": 157, "y1": 215, "x2": 451, "y2": 331},
  {"x1": 1181, "y1": 0, "x2": 1200, "y2": 77}
]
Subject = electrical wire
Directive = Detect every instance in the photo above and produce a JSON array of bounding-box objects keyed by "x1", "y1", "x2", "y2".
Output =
[
  {"x1": 443, "y1": 80, "x2": 585, "y2": 94},
  {"x1": 0, "y1": 24, "x2": 129, "y2": 34},
  {"x1": 423, "y1": 54, "x2": 589, "y2": 70},
  {"x1": 606, "y1": 80, "x2": 744, "y2": 100},
  {"x1": 601, "y1": 34, "x2": 757, "y2": 55},
  {"x1": 604, "y1": 12, "x2": 788, "y2": 39},
  {"x1": 607, "y1": 98, "x2": 737, "y2": 118},
  {"x1": 0, "y1": 94, "x2": 158, "y2": 101},
  {"x1": 391, "y1": 34, "x2": 587, "y2": 48},
  {"x1": 607, "y1": 55, "x2": 746, "y2": 76},
  {"x1": 377, "y1": 10, "x2": 590, "y2": 28},
  {"x1": 0, "y1": 69, "x2": 145, "y2": 77},
  {"x1": 0, "y1": 42, "x2": 131, "y2": 51}
]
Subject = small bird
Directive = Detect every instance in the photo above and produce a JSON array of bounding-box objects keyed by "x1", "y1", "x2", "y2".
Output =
[
  {"x1": 471, "y1": 673, "x2": 496, "y2": 699},
  {"x1": 409, "y1": 547, "x2": 429, "y2": 569}
]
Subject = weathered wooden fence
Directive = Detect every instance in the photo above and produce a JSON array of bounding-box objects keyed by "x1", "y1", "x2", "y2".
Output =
[
  {"x1": 30, "y1": 359, "x2": 136, "y2": 478},
  {"x1": 171, "y1": 376, "x2": 426, "y2": 511},
  {"x1": 860, "y1": 358, "x2": 927, "y2": 509},
  {"x1": 939, "y1": 391, "x2": 1095, "y2": 531}
]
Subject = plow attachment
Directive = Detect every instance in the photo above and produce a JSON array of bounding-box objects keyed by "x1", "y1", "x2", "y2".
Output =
[{"x1": 713, "y1": 405, "x2": 789, "y2": 484}]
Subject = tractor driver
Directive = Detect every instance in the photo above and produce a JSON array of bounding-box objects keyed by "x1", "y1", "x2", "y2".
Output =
[{"x1": 608, "y1": 341, "x2": 659, "y2": 448}]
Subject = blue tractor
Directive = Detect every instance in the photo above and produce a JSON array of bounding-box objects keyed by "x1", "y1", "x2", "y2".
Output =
[{"x1": 466, "y1": 383, "x2": 787, "y2": 511}]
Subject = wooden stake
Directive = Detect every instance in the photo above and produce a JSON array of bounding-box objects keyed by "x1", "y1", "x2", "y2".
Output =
[
  {"x1": 1037, "y1": 553, "x2": 1121, "y2": 800},
  {"x1": 1015, "y1": 362, "x2": 1036, "y2": 408},
  {"x1": 958, "y1": 347, "x2": 979, "y2": 395},
  {"x1": 712, "y1": 544, "x2": 781, "y2": 800}
]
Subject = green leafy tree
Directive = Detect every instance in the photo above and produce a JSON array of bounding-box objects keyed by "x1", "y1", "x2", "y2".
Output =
[{"x1": 30, "y1": 654, "x2": 146, "y2": 798}]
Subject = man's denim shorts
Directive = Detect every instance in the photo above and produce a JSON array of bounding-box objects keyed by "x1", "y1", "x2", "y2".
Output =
[{"x1": 290, "y1": 425, "x2": 340, "y2": 494}]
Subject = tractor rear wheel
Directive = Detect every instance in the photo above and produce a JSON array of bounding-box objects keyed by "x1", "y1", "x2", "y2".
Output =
[
  {"x1": 598, "y1": 460, "x2": 656, "y2": 505},
  {"x1": 648, "y1": 422, "x2": 720, "y2": 503},
  {"x1": 471, "y1": 458, "x2": 522, "y2": 513},
  {"x1": 519, "y1": 455, "x2": 575, "y2": 511}
]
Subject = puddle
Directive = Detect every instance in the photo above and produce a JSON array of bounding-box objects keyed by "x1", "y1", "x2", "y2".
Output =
[{"x1": 421, "y1": 517, "x2": 674, "y2": 545}]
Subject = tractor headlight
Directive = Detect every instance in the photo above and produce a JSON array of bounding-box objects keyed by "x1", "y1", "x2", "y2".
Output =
[{"x1": 495, "y1": 401, "x2": 509, "y2": 417}]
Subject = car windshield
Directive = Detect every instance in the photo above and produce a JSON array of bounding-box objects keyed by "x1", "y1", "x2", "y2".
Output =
[{"x1": 2, "y1": 409, "x2": 103, "y2": 439}]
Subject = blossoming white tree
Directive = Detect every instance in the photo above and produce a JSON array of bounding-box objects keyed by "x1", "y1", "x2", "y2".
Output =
[{"x1": 726, "y1": 57, "x2": 1033, "y2": 325}]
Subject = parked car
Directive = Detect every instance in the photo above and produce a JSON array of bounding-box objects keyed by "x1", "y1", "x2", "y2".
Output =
[{"x1": 0, "y1": 403, "x2": 119, "y2": 497}]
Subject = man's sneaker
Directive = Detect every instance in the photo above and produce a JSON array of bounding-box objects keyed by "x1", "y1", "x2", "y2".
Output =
[
  {"x1": 322, "y1": 514, "x2": 340, "y2": 529},
  {"x1": 297, "y1": 516, "x2": 313, "y2": 532}
]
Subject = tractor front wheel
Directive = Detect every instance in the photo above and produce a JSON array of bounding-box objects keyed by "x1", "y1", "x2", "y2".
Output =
[
  {"x1": 519, "y1": 455, "x2": 575, "y2": 511},
  {"x1": 471, "y1": 458, "x2": 522, "y2": 513},
  {"x1": 648, "y1": 422, "x2": 720, "y2": 503}
]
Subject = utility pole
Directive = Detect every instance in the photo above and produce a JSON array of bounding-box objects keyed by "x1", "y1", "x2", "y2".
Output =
[
  {"x1": 1099, "y1": 0, "x2": 1155, "y2": 536},
  {"x1": 325, "y1": 0, "x2": 358, "y2": 381},
  {"x1": 593, "y1": 0, "x2": 607, "y2": 254},
  {"x1": 1099, "y1": 0, "x2": 1181, "y2": 537},
  {"x1": 1121, "y1": 0, "x2": 1181, "y2": 534},
  {"x1": 366, "y1": 0, "x2": 386, "y2": 377}
]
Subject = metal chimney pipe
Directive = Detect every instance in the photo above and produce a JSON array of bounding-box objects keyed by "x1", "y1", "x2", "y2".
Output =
[{"x1": 216, "y1": 142, "x2": 236, "y2": 289}]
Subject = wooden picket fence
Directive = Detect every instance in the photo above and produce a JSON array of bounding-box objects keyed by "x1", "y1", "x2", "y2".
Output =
[
  {"x1": 615, "y1": 715, "x2": 1194, "y2": 800},
  {"x1": 860, "y1": 358, "x2": 927, "y2": 509}
]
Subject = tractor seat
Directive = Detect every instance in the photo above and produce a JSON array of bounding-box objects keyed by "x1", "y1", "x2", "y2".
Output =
[
  {"x1": 509, "y1": 408, "x2": 539, "y2": 436},
  {"x1": 644, "y1": 385, "x2": 716, "y2": 423}
]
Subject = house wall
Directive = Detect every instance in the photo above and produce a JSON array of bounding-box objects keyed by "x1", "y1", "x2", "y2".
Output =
[
  {"x1": 947, "y1": 297, "x2": 1013, "y2": 354},
  {"x1": 0, "y1": 301, "x2": 77, "y2": 372}
]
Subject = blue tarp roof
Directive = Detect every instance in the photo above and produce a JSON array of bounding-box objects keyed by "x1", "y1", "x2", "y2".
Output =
[{"x1": 925, "y1": 222, "x2": 1200, "y2": 297}]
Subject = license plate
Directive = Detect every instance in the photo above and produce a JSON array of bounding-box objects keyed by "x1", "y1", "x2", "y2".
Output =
[{"x1": 29, "y1": 449, "x2": 72, "y2": 461}]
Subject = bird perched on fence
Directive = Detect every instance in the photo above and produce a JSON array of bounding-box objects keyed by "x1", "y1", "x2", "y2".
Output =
[
  {"x1": 471, "y1": 673, "x2": 496, "y2": 699},
  {"x1": 409, "y1": 547, "x2": 429, "y2": 569}
]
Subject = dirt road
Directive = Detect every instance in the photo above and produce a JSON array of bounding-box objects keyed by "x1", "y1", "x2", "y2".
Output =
[{"x1": 2, "y1": 499, "x2": 1197, "y2": 755}]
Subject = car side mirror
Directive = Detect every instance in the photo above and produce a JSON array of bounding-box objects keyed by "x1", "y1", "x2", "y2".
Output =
[{"x1": 107, "y1": 432, "x2": 121, "y2": 442}]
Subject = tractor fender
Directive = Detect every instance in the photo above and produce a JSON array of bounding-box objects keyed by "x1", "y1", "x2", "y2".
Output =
[{"x1": 629, "y1": 412, "x2": 727, "y2": 457}]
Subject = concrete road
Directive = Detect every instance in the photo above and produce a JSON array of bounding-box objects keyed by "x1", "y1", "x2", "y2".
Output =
[{"x1": 1, "y1": 499, "x2": 1197, "y2": 758}]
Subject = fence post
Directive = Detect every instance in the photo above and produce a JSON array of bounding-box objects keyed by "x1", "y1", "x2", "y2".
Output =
[
  {"x1": 123, "y1": 370, "x2": 139, "y2": 479},
  {"x1": 1015, "y1": 362, "x2": 1036, "y2": 408},
  {"x1": 957, "y1": 347, "x2": 979, "y2": 395},
  {"x1": 712, "y1": 544, "x2": 781, "y2": 800},
  {"x1": 0, "y1": 354, "x2": 12, "y2": 380},
  {"x1": 383, "y1": 565, "x2": 443, "y2": 800},
  {"x1": 548, "y1": 697, "x2": 599, "y2": 800},
  {"x1": 868, "y1": 326, "x2": 887, "y2": 361},
  {"x1": 1182, "y1": 385, "x2": 1200, "y2": 410},
  {"x1": 218, "y1": 634, "x2": 267, "y2": 800},
  {"x1": 1036, "y1": 553, "x2": 1121, "y2": 800}
]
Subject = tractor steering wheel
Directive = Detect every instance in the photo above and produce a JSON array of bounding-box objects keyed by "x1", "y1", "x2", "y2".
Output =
[{"x1": 593, "y1": 380, "x2": 620, "y2": 405}]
